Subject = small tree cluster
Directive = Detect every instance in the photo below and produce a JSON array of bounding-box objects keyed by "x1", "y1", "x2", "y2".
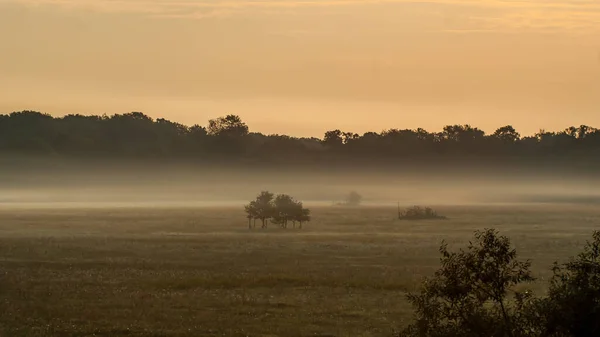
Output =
[
  {"x1": 244, "y1": 191, "x2": 311, "y2": 229},
  {"x1": 398, "y1": 229, "x2": 600, "y2": 337},
  {"x1": 398, "y1": 206, "x2": 447, "y2": 220}
]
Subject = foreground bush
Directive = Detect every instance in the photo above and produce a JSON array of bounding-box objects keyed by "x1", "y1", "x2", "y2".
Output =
[
  {"x1": 540, "y1": 231, "x2": 600, "y2": 337},
  {"x1": 398, "y1": 229, "x2": 600, "y2": 337}
]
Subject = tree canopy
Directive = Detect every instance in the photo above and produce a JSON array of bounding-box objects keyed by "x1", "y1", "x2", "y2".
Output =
[
  {"x1": 342, "y1": 191, "x2": 363, "y2": 207},
  {"x1": 244, "y1": 191, "x2": 310, "y2": 229},
  {"x1": 398, "y1": 229, "x2": 600, "y2": 337},
  {"x1": 3, "y1": 111, "x2": 600, "y2": 167}
]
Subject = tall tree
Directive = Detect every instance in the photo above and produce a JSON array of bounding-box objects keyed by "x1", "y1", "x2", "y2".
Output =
[
  {"x1": 295, "y1": 207, "x2": 311, "y2": 229},
  {"x1": 271, "y1": 194, "x2": 296, "y2": 228},
  {"x1": 493, "y1": 125, "x2": 521, "y2": 143},
  {"x1": 344, "y1": 191, "x2": 362, "y2": 206},
  {"x1": 244, "y1": 201, "x2": 259, "y2": 229},
  {"x1": 253, "y1": 191, "x2": 275, "y2": 228},
  {"x1": 323, "y1": 130, "x2": 344, "y2": 147},
  {"x1": 541, "y1": 231, "x2": 600, "y2": 337},
  {"x1": 207, "y1": 115, "x2": 249, "y2": 138},
  {"x1": 399, "y1": 229, "x2": 535, "y2": 337}
]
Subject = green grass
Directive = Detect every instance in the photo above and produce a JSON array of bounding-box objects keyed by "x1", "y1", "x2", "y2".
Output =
[{"x1": 1, "y1": 204, "x2": 599, "y2": 336}]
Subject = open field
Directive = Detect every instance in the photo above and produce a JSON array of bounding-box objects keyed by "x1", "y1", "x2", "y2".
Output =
[{"x1": 1, "y1": 204, "x2": 599, "y2": 337}]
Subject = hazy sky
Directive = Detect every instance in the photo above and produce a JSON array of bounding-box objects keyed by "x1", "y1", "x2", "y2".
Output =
[{"x1": 1, "y1": 0, "x2": 599, "y2": 137}]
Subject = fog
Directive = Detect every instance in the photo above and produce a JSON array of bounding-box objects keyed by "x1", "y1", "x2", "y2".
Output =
[{"x1": 2, "y1": 160, "x2": 599, "y2": 209}]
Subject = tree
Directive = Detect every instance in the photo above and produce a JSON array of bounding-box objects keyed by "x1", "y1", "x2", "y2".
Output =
[
  {"x1": 494, "y1": 125, "x2": 521, "y2": 143},
  {"x1": 187, "y1": 124, "x2": 208, "y2": 153},
  {"x1": 442, "y1": 124, "x2": 485, "y2": 143},
  {"x1": 248, "y1": 191, "x2": 275, "y2": 228},
  {"x1": 286, "y1": 200, "x2": 311, "y2": 229},
  {"x1": 207, "y1": 114, "x2": 249, "y2": 138},
  {"x1": 342, "y1": 132, "x2": 359, "y2": 145},
  {"x1": 323, "y1": 129, "x2": 343, "y2": 147},
  {"x1": 271, "y1": 194, "x2": 297, "y2": 228},
  {"x1": 244, "y1": 201, "x2": 259, "y2": 229},
  {"x1": 206, "y1": 115, "x2": 249, "y2": 155},
  {"x1": 245, "y1": 192, "x2": 310, "y2": 229},
  {"x1": 295, "y1": 207, "x2": 311, "y2": 229},
  {"x1": 399, "y1": 229, "x2": 535, "y2": 337},
  {"x1": 6, "y1": 109, "x2": 600, "y2": 165},
  {"x1": 344, "y1": 191, "x2": 362, "y2": 206},
  {"x1": 540, "y1": 231, "x2": 600, "y2": 337}
]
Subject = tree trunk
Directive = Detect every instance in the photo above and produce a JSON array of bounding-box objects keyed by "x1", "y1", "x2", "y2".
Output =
[
  {"x1": 248, "y1": 217, "x2": 251, "y2": 229},
  {"x1": 498, "y1": 298, "x2": 514, "y2": 337}
]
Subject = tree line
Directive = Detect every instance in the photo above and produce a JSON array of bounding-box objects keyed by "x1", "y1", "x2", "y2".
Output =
[
  {"x1": 398, "y1": 229, "x2": 600, "y2": 337},
  {"x1": 244, "y1": 191, "x2": 311, "y2": 229},
  {"x1": 3, "y1": 110, "x2": 600, "y2": 163}
]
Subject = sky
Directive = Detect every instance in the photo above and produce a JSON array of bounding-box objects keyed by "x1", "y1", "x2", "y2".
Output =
[{"x1": 1, "y1": 0, "x2": 599, "y2": 137}]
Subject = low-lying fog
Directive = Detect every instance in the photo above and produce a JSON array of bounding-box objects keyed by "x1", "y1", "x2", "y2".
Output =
[{"x1": 2, "y1": 161, "x2": 599, "y2": 208}]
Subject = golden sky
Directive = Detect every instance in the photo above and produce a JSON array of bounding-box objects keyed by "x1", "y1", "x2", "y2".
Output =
[{"x1": 1, "y1": 0, "x2": 599, "y2": 137}]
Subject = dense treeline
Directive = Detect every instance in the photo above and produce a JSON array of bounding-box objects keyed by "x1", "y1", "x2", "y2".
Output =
[{"x1": 3, "y1": 110, "x2": 600, "y2": 164}]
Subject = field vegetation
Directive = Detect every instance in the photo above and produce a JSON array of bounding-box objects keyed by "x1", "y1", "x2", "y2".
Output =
[
  {"x1": 397, "y1": 206, "x2": 447, "y2": 220},
  {"x1": 1, "y1": 204, "x2": 599, "y2": 336}
]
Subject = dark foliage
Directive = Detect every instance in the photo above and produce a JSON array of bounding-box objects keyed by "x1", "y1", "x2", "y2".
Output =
[
  {"x1": 244, "y1": 191, "x2": 310, "y2": 229},
  {"x1": 399, "y1": 229, "x2": 534, "y2": 337},
  {"x1": 398, "y1": 230, "x2": 600, "y2": 337},
  {"x1": 540, "y1": 231, "x2": 600, "y2": 337},
  {"x1": 398, "y1": 206, "x2": 447, "y2": 220},
  {"x1": 345, "y1": 191, "x2": 363, "y2": 206},
  {"x1": 335, "y1": 191, "x2": 363, "y2": 207},
  {"x1": 3, "y1": 111, "x2": 600, "y2": 166}
]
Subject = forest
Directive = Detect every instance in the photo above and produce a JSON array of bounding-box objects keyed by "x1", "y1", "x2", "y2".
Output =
[{"x1": 2, "y1": 110, "x2": 600, "y2": 166}]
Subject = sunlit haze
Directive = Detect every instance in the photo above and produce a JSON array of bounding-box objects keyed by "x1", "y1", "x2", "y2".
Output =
[{"x1": 2, "y1": 0, "x2": 599, "y2": 137}]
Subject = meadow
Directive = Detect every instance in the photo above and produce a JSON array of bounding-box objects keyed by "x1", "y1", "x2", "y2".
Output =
[{"x1": 1, "y1": 203, "x2": 599, "y2": 337}]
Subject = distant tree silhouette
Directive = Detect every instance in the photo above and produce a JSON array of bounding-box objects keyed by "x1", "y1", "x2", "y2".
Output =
[
  {"x1": 244, "y1": 191, "x2": 310, "y2": 229},
  {"x1": 4, "y1": 109, "x2": 600, "y2": 166},
  {"x1": 398, "y1": 206, "x2": 447, "y2": 220},
  {"x1": 493, "y1": 125, "x2": 521, "y2": 143},
  {"x1": 246, "y1": 191, "x2": 275, "y2": 229},
  {"x1": 207, "y1": 114, "x2": 248, "y2": 138},
  {"x1": 294, "y1": 207, "x2": 311, "y2": 229},
  {"x1": 323, "y1": 129, "x2": 344, "y2": 147},
  {"x1": 244, "y1": 201, "x2": 259, "y2": 229},
  {"x1": 207, "y1": 114, "x2": 249, "y2": 154},
  {"x1": 271, "y1": 194, "x2": 298, "y2": 229},
  {"x1": 344, "y1": 191, "x2": 362, "y2": 207}
]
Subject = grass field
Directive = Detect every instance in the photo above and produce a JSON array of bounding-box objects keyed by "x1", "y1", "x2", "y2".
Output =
[{"x1": 1, "y1": 204, "x2": 599, "y2": 337}]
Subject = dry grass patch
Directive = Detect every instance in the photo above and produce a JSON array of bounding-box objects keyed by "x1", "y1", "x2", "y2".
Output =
[{"x1": 0, "y1": 204, "x2": 599, "y2": 336}]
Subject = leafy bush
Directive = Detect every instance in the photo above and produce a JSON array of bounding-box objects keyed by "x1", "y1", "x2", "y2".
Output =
[
  {"x1": 398, "y1": 229, "x2": 534, "y2": 337},
  {"x1": 397, "y1": 229, "x2": 600, "y2": 337},
  {"x1": 398, "y1": 206, "x2": 447, "y2": 220},
  {"x1": 539, "y1": 231, "x2": 600, "y2": 337}
]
